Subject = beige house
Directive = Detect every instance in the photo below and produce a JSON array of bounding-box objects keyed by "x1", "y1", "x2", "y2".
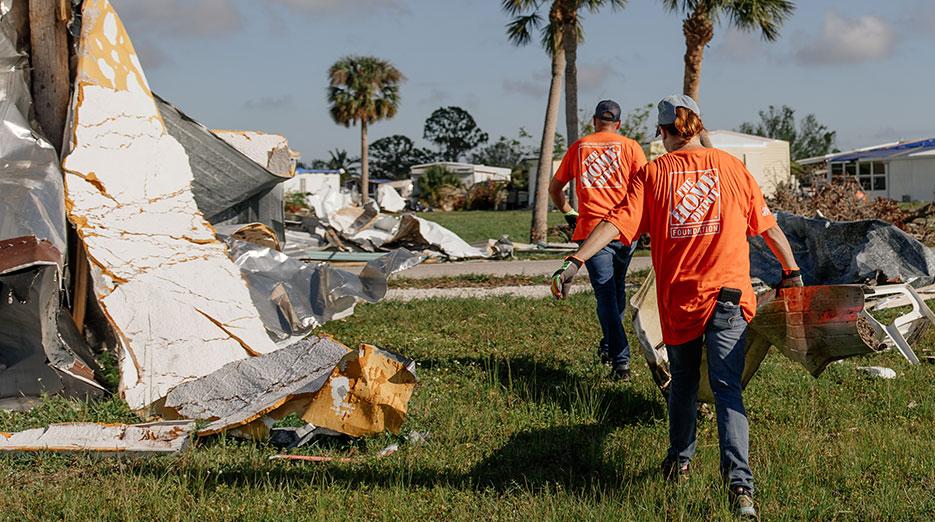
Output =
[{"x1": 648, "y1": 130, "x2": 792, "y2": 197}]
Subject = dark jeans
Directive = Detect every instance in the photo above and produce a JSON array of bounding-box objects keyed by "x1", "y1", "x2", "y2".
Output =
[
  {"x1": 665, "y1": 299, "x2": 754, "y2": 492},
  {"x1": 584, "y1": 240, "x2": 636, "y2": 368}
]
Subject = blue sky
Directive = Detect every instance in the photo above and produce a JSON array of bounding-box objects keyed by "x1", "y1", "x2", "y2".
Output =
[{"x1": 112, "y1": 0, "x2": 935, "y2": 161}]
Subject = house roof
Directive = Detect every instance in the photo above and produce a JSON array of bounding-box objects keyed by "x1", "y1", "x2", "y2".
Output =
[
  {"x1": 649, "y1": 129, "x2": 788, "y2": 150},
  {"x1": 799, "y1": 137, "x2": 935, "y2": 165},
  {"x1": 410, "y1": 161, "x2": 512, "y2": 175}
]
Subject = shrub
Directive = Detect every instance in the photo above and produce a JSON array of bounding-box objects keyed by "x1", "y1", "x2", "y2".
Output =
[{"x1": 466, "y1": 180, "x2": 508, "y2": 210}]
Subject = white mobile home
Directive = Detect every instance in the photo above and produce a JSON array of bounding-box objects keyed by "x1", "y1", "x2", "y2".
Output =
[
  {"x1": 799, "y1": 138, "x2": 935, "y2": 202},
  {"x1": 410, "y1": 162, "x2": 512, "y2": 198},
  {"x1": 648, "y1": 130, "x2": 792, "y2": 197}
]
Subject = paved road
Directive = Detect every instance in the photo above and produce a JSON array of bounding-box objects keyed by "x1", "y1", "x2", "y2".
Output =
[
  {"x1": 383, "y1": 256, "x2": 652, "y2": 280},
  {"x1": 384, "y1": 284, "x2": 593, "y2": 301}
]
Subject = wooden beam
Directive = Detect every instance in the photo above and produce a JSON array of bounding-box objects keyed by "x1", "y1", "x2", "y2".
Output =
[{"x1": 28, "y1": 0, "x2": 71, "y2": 153}]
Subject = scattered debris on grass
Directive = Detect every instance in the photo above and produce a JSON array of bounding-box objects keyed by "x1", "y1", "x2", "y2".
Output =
[
  {"x1": 0, "y1": 421, "x2": 194, "y2": 455},
  {"x1": 856, "y1": 367, "x2": 897, "y2": 379}
]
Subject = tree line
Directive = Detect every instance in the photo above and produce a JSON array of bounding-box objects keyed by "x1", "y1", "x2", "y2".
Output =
[{"x1": 323, "y1": 0, "x2": 840, "y2": 242}]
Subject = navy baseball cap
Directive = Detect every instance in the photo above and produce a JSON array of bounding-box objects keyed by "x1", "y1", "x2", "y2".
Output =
[{"x1": 594, "y1": 100, "x2": 621, "y2": 122}]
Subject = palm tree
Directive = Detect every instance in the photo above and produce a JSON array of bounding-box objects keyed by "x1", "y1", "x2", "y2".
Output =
[
  {"x1": 328, "y1": 56, "x2": 404, "y2": 203},
  {"x1": 502, "y1": 1, "x2": 567, "y2": 243},
  {"x1": 560, "y1": 1, "x2": 627, "y2": 209},
  {"x1": 662, "y1": 0, "x2": 795, "y2": 101}
]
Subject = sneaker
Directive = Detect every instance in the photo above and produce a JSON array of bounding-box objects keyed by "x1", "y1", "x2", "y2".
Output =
[
  {"x1": 729, "y1": 486, "x2": 758, "y2": 520},
  {"x1": 610, "y1": 365, "x2": 631, "y2": 381},
  {"x1": 660, "y1": 456, "x2": 690, "y2": 483},
  {"x1": 597, "y1": 341, "x2": 610, "y2": 365}
]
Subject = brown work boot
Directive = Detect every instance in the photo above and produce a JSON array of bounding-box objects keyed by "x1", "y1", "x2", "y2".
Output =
[{"x1": 661, "y1": 456, "x2": 690, "y2": 483}]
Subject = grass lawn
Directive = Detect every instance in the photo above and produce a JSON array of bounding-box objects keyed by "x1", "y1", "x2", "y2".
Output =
[
  {"x1": 1, "y1": 288, "x2": 934, "y2": 520},
  {"x1": 416, "y1": 209, "x2": 566, "y2": 244}
]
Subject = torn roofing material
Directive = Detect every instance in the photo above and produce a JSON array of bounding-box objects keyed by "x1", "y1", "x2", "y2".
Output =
[
  {"x1": 164, "y1": 338, "x2": 417, "y2": 439},
  {"x1": 156, "y1": 95, "x2": 288, "y2": 243},
  {"x1": 750, "y1": 212, "x2": 935, "y2": 288},
  {"x1": 213, "y1": 130, "x2": 296, "y2": 178},
  {"x1": 61, "y1": 0, "x2": 278, "y2": 412},
  {"x1": 164, "y1": 336, "x2": 350, "y2": 435},
  {"x1": 0, "y1": 421, "x2": 194, "y2": 454}
]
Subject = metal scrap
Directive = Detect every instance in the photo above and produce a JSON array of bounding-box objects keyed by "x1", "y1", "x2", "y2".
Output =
[
  {"x1": 0, "y1": 1, "x2": 103, "y2": 406},
  {"x1": 164, "y1": 337, "x2": 417, "y2": 440}
]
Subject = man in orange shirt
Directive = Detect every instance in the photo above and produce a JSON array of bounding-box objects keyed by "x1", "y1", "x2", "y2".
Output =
[
  {"x1": 551, "y1": 95, "x2": 802, "y2": 519},
  {"x1": 549, "y1": 100, "x2": 647, "y2": 380}
]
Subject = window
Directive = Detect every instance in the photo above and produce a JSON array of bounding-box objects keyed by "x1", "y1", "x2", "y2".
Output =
[{"x1": 830, "y1": 160, "x2": 887, "y2": 192}]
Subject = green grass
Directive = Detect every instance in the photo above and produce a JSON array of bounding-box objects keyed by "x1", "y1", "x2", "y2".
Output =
[
  {"x1": 416, "y1": 209, "x2": 567, "y2": 243},
  {"x1": 1, "y1": 291, "x2": 934, "y2": 520}
]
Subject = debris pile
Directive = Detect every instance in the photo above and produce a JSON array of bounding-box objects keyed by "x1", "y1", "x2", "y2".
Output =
[
  {"x1": 770, "y1": 181, "x2": 935, "y2": 245},
  {"x1": 633, "y1": 214, "x2": 935, "y2": 401},
  {"x1": 0, "y1": 0, "x2": 419, "y2": 452}
]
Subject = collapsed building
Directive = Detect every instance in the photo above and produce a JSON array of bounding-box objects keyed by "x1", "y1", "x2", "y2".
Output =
[{"x1": 0, "y1": 0, "x2": 421, "y2": 445}]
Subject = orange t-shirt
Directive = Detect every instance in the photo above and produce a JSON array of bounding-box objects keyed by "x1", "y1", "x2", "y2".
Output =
[
  {"x1": 554, "y1": 131, "x2": 647, "y2": 241},
  {"x1": 604, "y1": 147, "x2": 777, "y2": 346}
]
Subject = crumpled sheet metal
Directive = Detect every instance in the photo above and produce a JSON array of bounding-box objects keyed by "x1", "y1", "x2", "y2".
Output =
[
  {"x1": 0, "y1": 421, "x2": 194, "y2": 454},
  {"x1": 632, "y1": 270, "x2": 880, "y2": 401},
  {"x1": 164, "y1": 336, "x2": 349, "y2": 436},
  {"x1": 0, "y1": 2, "x2": 67, "y2": 256},
  {"x1": 747, "y1": 286, "x2": 877, "y2": 376},
  {"x1": 226, "y1": 238, "x2": 423, "y2": 342},
  {"x1": 0, "y1": 3, "x2": 103, "y2": 406},
  {"x1": 164, "y1": 337, "x2": 417, "y2": 439},
  {"x1": 61, "y1": 0, "x2": 278, "y2": 411},
  {"x1": 376, "y1": 184, "x2": 406, "y2": 213},
  {"x1": 750, "y1": 212, "x2": 935, "y2": 288}
]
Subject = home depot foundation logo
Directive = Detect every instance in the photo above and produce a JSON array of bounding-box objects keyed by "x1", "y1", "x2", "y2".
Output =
[
  {"x1": 578, "y1": 142, "x2": 623, "y2": 189},
  {"x1": 668, "y1": 169, "x2": 722, "y2": 238}
]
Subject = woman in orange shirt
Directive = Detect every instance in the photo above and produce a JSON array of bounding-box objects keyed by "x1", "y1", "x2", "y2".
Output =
[{"x1": 551, "y1": 95, "x2": 802, "y2": 519}]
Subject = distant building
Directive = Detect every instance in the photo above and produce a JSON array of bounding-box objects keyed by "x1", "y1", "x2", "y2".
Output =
[
  {"x1": 648, "y1": 130, "x2": 792, "y2": 197},
  {"x1": 799, "y1": 138, "x2": 935, "y2": 202},
  {"x1": 409, "y1": 162, "x2": 512, "y2": 199},
  {"x1": 282, "y1": 168, "x2": 341, "y2": 195}
]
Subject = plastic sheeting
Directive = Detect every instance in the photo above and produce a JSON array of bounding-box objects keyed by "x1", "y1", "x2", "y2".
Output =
[
  {"x1": 750, "y1": 212, "x2": 935, "y2": 288},
  {"x1": 226, "y1": 238, "x2": 423, "y2": 343}
]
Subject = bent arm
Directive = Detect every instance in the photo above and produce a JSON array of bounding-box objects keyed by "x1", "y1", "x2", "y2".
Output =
[
  {"x1": 571, "y1": 221, "x2": 621, "y2": 263},
  {"x1": 761, "y1": 224, "x2": 797, "y2": 270},
  {"x1": 549, "y1": 176, "x2": 573, "y2": 214}
]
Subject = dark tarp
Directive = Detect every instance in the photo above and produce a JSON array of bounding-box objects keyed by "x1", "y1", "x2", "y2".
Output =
[
  {"x1": 155, "y1": 94, "x2": 287, "y2": 243},
  {"x1": 750, "y1": 212, "x2": 935, "y2": 288}
]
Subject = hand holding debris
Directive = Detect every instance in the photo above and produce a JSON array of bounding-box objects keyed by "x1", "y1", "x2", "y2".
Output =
[
  {"x1": 779, "y1": 268, "x2": 804, "y2": 288},
  {"x1": 551, "y1": 256, "x2": 583, "y2": 299}
]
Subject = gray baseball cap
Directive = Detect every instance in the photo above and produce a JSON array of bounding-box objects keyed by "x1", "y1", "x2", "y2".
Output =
[
  {"x1": 657, "y1": 94, "x2": 701, "y2": 126},
  {"x1": 594, "y1": 100, "x2": 621, "y2": 122}
]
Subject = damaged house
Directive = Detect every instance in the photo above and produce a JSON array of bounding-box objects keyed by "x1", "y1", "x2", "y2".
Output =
[{"x1": 0, "y1": 0, "x2": 419, "y2": 444}]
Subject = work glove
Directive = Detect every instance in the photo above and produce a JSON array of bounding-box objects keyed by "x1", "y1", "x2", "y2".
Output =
[
  {"x1": 564, "y1": 209, "x2": 578, "y2": 232},
  {"x1": 779, "y1": 268, "x2": 804, "y2": 288},
  {"x1": 551, "y1": 256, "x2": 583, "y2": 300}
]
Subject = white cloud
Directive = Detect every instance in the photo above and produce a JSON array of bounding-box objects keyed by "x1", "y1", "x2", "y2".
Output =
[
  {"x1": 795, "y1": 12, "x2": 896, "y2": 65},
  {"x1": 714, "y1": 28, "x2": 764, "y2": 63},
  {"x1": 112, "y1": 0, "x2": 242, "y2": 38}
]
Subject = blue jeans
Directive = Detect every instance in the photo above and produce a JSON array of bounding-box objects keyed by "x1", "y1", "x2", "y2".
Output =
[
  {"x1": 665, "y1": 299, "x2": 753, "y2": 492},
  {"x1": 584, "y1": 240, "x2": 636, "y2": 369}
]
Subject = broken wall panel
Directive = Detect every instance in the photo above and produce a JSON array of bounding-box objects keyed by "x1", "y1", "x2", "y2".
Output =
[
  {"x1": 156, "y1": 95, "x2": 287, "y2": 242},
  {"x1": 61, "y1": 0, "x2": 278, "y2": 411},
  {"x1": 0, "y1": 421, "x2": 194, "y2": 454}
]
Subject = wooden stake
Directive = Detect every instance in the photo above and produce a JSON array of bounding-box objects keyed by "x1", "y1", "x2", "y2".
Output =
[{"x1": 28, "y1": 0, "x2": 71, "y2": 153}]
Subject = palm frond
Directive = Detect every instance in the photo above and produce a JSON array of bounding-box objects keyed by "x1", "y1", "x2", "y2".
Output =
[
  {"x1": 506, "y1": 12, "x2": 543, "y2": 46},
  {"x1": 726, "y1": 0, "x2": 795, "y2": 41}
]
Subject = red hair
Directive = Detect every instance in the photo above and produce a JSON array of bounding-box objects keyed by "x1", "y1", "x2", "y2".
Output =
[{"x1": 661, "y1": 107, "x2": 704, "y2": 139}]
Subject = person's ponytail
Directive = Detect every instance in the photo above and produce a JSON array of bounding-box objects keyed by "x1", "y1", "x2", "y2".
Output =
[{"x1": 661, "y1": 107, "x2": 704, "y2": 139}]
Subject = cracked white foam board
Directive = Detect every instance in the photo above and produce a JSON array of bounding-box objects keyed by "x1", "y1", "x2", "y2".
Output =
[
  {"x1": 0, "y1": 421, "x2": 194, "y2": 455},
  {"x1": 213, "y1": 130, "x2": 295, "y2": 178},
  {"x1": 61, "y1": 0, "x2": 278, "y2": 411}
]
